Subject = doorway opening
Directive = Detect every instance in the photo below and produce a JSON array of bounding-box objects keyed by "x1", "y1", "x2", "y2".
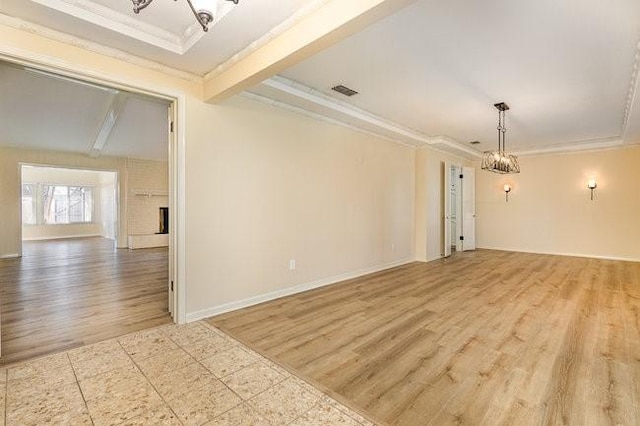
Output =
[
  {"x1": 0, "y1": 58, "x2": 183, "y2": 363},
  {"x1": 447, "y1": 165, "x2": 462, "y2": 255},
  {"x1": 444, "y1": 164, "x2": 476, "y2": 257}
]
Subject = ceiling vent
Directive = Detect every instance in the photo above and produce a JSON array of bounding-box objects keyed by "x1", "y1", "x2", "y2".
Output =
[{"x1": 331, "y1": 84, "x2": 358, "y2": 97}]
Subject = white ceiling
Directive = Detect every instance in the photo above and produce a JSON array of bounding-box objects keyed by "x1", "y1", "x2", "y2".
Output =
[
  {"x1": 0, "y1": 0, "x2": 326, "y2": 75},
  {"x1": 1, "y1": 0, "x2": 640, "y2": 157},
  {"x1": 251, "y1": 0, "x2": 640, "y2": 155},
  {"x1": 0, "y1": 62, "x2": 170, "y2": 161}
]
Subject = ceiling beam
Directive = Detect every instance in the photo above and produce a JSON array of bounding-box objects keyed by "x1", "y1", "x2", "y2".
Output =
[
  {"x1": 622, "y1": 42, "x2": 640, "y2": 145},
  {"x1": 89, "y1": 92, "x2": 126, "y2": 157},
  {"x1": 203, "y1": 0, "x2": 417, "y2": 103}
]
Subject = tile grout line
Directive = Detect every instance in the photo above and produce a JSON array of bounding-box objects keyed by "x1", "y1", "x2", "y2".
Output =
[
  {"x1": 164, "y1": 321, "x2": 304, "y2": 423},
  {"x1": 201, "y1": 321, "x2": 344, "y2": 425},
  {"x1": 119, "y1": 322, "x2": 286, "y2": 424},
  {"x1": 163, "y1": 322, "x2": 253, "y2": 422},
  {"x1": 66, "y1": 352, "x2": 96, "y2": 426},
  {"x1": 5, "y1": 320, "x2": 376, "y2": 426},
  {"x1": 115, "y1": 333, "x2": 186, "y2": 426}
]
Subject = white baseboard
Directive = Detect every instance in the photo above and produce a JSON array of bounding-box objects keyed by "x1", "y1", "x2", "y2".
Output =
[
  {"x1": 186, "y1": 257, "x2": 415, "y2": 322},
  {"x1": 478, "y1": 246, "x2": 640, "y2": 263},
  {"x1": 0, "y1": 253, "x2": 20, "y2": 259},
  {"x1": 22, "y1": 234, "x2": 102, "y2": 241},
  {"x1": 414, "y1": 254, "x2": 445, "y2": 263}
]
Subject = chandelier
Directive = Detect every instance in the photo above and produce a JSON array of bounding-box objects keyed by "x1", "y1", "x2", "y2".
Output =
[
  {"x1": 481, "y1": 102, "x2": 520, "y2": 174},
  {"x1": 132, "y1": 0, "x2": 239, "y2": 32}
]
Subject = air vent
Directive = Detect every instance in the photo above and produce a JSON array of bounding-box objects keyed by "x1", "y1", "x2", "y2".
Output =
[
  {"x1": 469, "y1": 140, "x2": 481, "y2": 145},
  {"x1": 331, "y1": 84, "x2": 358, "y2": 97}
]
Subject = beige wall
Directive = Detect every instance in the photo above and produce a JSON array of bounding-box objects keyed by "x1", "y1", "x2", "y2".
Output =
[
  {"x1": 185, "y1": 96, "x2": 416, "y2": 315},
  {"x1": 0, "y1": 147, "x2": 128, "y2": 256},
  {"x1": 415, "y1": 147, "x2": 470, "y2": 261},
  {"x1": 475, "y1": 145, "x2": 640, "y2": 261},
  {"x1": 22, "y1": 223, "x2": 102, "y2": 240},
  {"x1": 126, "y1": 158, "x2": 168, "y2": 236},
  {"x1": 1, "y1": 22, "x2": 418, "y2": 318}
]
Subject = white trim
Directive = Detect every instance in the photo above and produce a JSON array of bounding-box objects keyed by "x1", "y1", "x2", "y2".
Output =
[
  {"x1": 251, "y1": 76, "x2": 629, "y2": 158},
  {"x1": 514, "y1": 137, "x2": 624, "y2": 157},
  {"x1": 241, "y1": 91, "x2": 417, "y2": 149},
  {"x1": 0, "y1": 52, "x2": 188, "y2": 325},
  {"x1": 424, "y1": 254, "x2": 444, "y2": 263},
  {"x1": 0, "y1": 253, "x2": 20, "y2": 259},
  {"x1": 261, "y1": 77, "x2": 434, "y2": 143},
  {"x1": 249, "y1": 77, "x2": 481, "y2": 158},
  {"x1": 173, "y1": 93, "x2": 187, "y2": 325},
  {"x1": 203, "y1": 0, "x2": 331, "y2": 81},
  {"x1": 22, "y1": 234, "x2": 102, "y2": 241},
  {"x1": 27, "y1": 0, "x2": 223, "y2": 55},
  {"x1": 477, "y1": 246, "x2": 640, "y2": 263},
  {"x1": 0, "y1": 14, "x2": 201, "y2": 83},
  {"x1": 429, "y1": 135, "x2": 483, "y2": 158},
  {"x1": 186, "y1": 257, "x2": 415, "y2": 322}
]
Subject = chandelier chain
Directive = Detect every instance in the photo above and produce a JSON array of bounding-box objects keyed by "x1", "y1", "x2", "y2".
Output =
[{"x1": 481, "y1": 102, "x2": 520, "y2": 174}]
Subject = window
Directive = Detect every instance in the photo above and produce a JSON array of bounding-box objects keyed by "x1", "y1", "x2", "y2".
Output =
[
  {"x1": 23, "y1": 184, "x2": 94, "y2": 225},
  {"x1": 21, "y1": 184, "x2": 36, "y2": 225}
]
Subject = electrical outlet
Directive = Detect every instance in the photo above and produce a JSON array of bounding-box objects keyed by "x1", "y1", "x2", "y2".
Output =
[{"x1": 289, "y1": 259, "x2": 296, "y2": 270}]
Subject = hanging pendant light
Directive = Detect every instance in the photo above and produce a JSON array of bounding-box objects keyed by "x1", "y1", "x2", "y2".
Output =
[
  {"x1": 481, "y1": 102, "x2": 520, "y2": 174},
  {"x1": 132, "y1": 0, "x2": 239, "y2": 32}
]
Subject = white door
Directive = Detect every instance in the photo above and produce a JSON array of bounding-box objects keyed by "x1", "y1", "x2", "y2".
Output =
[
  {"x1": 443, "y1": 162, "x2": 451, "y2": 257},
  {"x1": 455, "y1": 167, "x2": 463, "y2": 252},
  {"x1": 461, "y1": 166, "x2": 476, "y2": 251}
]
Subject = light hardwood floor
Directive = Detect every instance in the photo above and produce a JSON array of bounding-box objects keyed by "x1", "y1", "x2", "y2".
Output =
[
  {"x1": 0, "y1": 237, "x2": 171, "y2": 365},
  {"x1": 209, "y1": 250, "x2": 640, "y2": 426}
]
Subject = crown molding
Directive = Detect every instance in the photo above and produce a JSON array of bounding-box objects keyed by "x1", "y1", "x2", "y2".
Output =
[
  {"x1": 241, "y1": 91, "x2": 418, "y2": 149},
  {"x1": 203, "y1": 0, "x2": 331, "y2": 82},
  {"x1": 243, "y1": 91, "x2": 478, "y2": 162},
  {"x1": 513, "y1": 137, "x2": 623, "y2": 157},
  {"x1": 28, "y1": 0, "x2": 235, "y2": 55},
  {"x1": 263, "y1": 76, "x2": 432, "y2": 142},
  {"x1": 0, "y1": 13, "x2": 202, "y2": 83},
  {"x1": 248, "y1": 75, "x2": 482, "y2": 158},
  {"x1": 428, "y1": 135, "x2": 483, "y2": 158},
  {"x1": 251, "y1": 76, "x2": 633, "y2": 159}
]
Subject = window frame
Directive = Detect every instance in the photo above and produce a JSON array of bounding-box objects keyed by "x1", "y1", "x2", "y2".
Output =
[{"x1": 22, "y1": 182, "x2": 96, "y2": 226}]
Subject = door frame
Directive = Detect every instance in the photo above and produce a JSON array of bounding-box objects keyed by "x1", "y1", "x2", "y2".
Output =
[
  {"x1": 0, "y1": 52, "x2": 187, "y2": 325},
  {"x1": 443, "y1": 162, "x2": 464, "y2": 257},
  {"x1": 460, "y1": 166, "x2": 476, "y2": 251}
]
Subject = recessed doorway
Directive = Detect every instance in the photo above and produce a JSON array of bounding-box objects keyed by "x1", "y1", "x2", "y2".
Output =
[
  {"x1": 443, "y1": 163, "x2": 476, "y2": 257},
  {"x1": 0, "y1": 59, "x2": 180, "y2": 364}
]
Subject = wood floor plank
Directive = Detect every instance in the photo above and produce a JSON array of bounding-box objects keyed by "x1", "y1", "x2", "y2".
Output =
[
  {"x1": 0, "y1": 237, "x2": 171, "y2": 364},
  {"x1": 208, "y1": 250, "x2": 640, "y2": 425}
]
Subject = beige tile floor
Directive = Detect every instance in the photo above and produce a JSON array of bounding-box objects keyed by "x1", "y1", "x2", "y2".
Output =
[{"x1": 0, "y1": 321, "x2": 377, "y2": 426}]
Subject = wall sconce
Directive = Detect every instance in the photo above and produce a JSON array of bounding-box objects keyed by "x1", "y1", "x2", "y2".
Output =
[
  {"x1": 503, "y1": 184, "x2": 512, "y2": 202},
  {"x1": 587, "y1": 178, "x2": 597, "y2": 200}
]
